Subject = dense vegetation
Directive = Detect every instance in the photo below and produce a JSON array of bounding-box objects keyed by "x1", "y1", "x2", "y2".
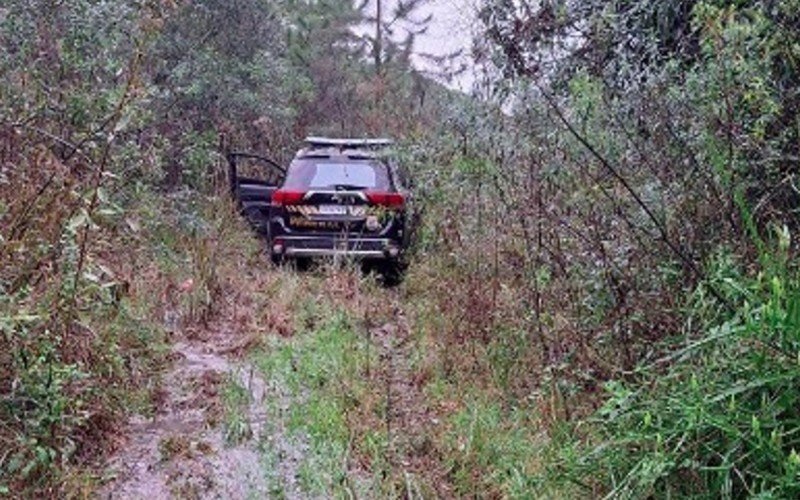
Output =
[{"x1": 1, "y1": 0, "x2": 799, "y2": 497}]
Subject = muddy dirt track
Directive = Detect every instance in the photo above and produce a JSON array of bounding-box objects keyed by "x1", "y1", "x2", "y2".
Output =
[
  {"x1": 97, "y1": 261, "x2": 308, "y2": 499},
  {"x1": 97, "y1": 266, "x2": 445, "y2": 499},
  {"x1": 99, "y1": 321, "x2": 299, "y2": 498}
]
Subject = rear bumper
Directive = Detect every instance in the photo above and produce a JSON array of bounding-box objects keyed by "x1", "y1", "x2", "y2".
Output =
[{"x1": 272, "y1": 236, "x2": 401, "y2": 259}]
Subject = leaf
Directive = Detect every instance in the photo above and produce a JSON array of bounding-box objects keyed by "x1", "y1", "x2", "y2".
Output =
[
  {"x1": 113, "y1": 112, "x2": 131, "y2": 133},
  {"x1": 67, "y1": 210, "x2": 90, "y2": 232},
  {"x1": 125, "y1": 218, "x2": 141, "y2": 233},
  {"x1": 96, "y1": 262, "x2": 115, "y2": 278},
  {"x1": 97, "y1": 186, "x2": 109, "y2": 204}
]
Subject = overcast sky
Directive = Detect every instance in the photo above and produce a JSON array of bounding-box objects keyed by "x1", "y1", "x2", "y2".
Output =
[{"x1": 368, "y1": 0, "x2": 480, "y2": 92}]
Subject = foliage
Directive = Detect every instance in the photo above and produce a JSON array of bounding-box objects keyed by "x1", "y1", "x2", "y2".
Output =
[
  {"x1": 395, "y1": 0, "x2": 800, "y2": 497},
  {"x1": 444, "y1": 395, "x2": 541, "y2": 497},
  {"x1": 0, "y1": 1, "x2": 169, "y2": 492},
  {"x1": 537, "y1": 244, "x2": 800, "y2": 498},
  {"x1": 3, "y1": 0, "x2": 800, "y2": 496}
]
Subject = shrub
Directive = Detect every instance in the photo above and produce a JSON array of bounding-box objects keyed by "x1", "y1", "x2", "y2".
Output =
[{"x1": 542, "y1": 243, "x2": 800, "y2": 498}]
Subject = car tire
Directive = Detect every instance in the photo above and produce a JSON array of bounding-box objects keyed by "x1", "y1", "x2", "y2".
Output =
[
  {"x1": 270, "y1": 253, "x2": 284, "y2": 266},
  {"x1": 266, "y1": 225, "x2": 282, "y2": 266},
  {"x1": 377, "y1": 261, "x2": 405, "y2": 287}
]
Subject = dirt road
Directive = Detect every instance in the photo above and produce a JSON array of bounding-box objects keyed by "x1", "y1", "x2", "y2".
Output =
[{"x1": 99, "y1": 266, "x2": 447, "y2": 498}]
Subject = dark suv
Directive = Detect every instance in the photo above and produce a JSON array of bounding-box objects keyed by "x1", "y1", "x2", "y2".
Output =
[{"x1": 228, "y1": 137, "x2": 413, "y2": 282}]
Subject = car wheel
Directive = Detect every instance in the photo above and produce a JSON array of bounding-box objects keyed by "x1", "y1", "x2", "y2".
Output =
[
  {"x1": 266, "y1": 225, "x2": 282, "y2": 266},
  {"x1": 270, "y1": 253, "x2": 284, "y2": 266},
  {"x1": 377, "y1": 261, "x2": 405, "y2": 287}
]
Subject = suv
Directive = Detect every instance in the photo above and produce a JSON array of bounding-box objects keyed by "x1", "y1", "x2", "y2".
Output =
[{"x1": 227, "y1": 137, "x2": 413, "y2": 282}]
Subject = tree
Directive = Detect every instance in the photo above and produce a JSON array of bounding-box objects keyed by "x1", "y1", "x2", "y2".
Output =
[{"x1": 360, "y1": 0, "x2": 433, "y2": 75}]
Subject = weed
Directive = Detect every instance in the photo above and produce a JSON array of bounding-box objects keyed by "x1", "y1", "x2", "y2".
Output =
[
  {"x1": 444, "y1": 395, "x2": 541, "y2": 497},
  {"x1": 534, "y1": 249, "x2": 800, "y2": 498},
  {"x1": 222, "y1": 375, "x2": 252, "y2": 445},
  {"x1": 255, "y1": 306, "x2": 370, "y2": 496},
  {"x1": 158, "y1": 436, "x2": 191, "y2": 462}
]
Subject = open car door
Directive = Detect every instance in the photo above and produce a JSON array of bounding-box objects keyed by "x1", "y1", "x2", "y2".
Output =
[{"x1": 227, "y1": 152, "x2": 285, "y2": 236}]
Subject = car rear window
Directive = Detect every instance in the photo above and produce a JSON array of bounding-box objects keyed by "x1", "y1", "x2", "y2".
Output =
[{"x1": 283, "y1": 159, "x2": 391, "y2": 190}]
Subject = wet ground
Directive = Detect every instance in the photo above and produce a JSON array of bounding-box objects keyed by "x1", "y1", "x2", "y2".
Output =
[
  {"x1": 98, "y1": 280, "x2": 310, "y2": 500},
  {"x1": 100, "y1": 337, "x2": 283, "y2": 498},
  {"x1": 370, "y1": 308, "x2": 451, "y2": 498},
  {"x1": 98, "y1": 268, "x2": 446, "y2": 498}
]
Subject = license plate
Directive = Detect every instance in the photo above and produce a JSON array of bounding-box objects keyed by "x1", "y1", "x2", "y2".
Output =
[{"x1": 318, "y1": 205, "x2": 346, "y2": 215}]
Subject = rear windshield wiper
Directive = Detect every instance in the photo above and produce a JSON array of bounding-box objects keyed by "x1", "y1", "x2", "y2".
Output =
[{"x1": 333, "y1": 184, "x2": 367, "y2": 191}]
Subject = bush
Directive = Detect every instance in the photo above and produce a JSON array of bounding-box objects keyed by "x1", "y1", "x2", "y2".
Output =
[{"x1": 543, "y1": 243, "x2": 800, "y2": 498}]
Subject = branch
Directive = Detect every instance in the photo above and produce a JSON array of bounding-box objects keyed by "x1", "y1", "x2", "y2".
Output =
[{"x1": 485, "y1": 27, "x2": 734, "y2": 310}]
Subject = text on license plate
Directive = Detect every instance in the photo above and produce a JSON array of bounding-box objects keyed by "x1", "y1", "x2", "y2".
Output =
[{"x1": 318, "y1": 205, "x2": 346, "y2": 215}]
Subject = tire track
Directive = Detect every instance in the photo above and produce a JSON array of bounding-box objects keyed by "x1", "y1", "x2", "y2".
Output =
[{"x1": 370, "y1": 298, "x2": 453, "y2": 498}]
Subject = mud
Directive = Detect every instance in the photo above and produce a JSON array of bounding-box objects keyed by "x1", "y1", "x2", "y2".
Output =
[
  {"x1": 99, "y1": 324, "x2": 305, "y2": 499},
  {"x1": 99, "y1": 270, "x2": 444, "y2": 498}
]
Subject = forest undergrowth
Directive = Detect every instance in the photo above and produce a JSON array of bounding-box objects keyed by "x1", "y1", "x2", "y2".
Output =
[{"x1": 3, "y1": 0, "x2": 800, "y2": 497}]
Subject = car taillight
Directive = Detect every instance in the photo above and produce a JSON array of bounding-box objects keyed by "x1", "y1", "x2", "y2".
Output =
[
  {"x1": 366, "y1": 191, "x2": 405, "y2": 208},
  {"x1": 272, "y1": 190, "x2": 306, "y2": 205}
]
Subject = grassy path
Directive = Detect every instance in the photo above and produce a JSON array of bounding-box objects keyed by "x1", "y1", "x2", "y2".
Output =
[
  {"x1": 99, "y1": 253, "x2": 454, "y2": 498},
  {"x1": 98, "y1": 261, "x2": 302, "y2": 498}
]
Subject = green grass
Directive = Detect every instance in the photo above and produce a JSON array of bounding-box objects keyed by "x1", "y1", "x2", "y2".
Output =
[
  {"x1": 531, "y1": 250, "x2": 800, "y2": 499},
  {"x1": 443, "y1": 393, "x2": 543, "y2": 498},
  {"x1": 254, "y1": 309, "x2": 371, "y2": 497},
  {"x1": 222, "y1": 375, "x2": 252, "y2": 444}
]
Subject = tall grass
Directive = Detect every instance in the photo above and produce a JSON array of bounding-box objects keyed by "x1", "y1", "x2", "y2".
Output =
[
  {"x1": 537, "y1": 241, "x2": 800, "y2": 498},
  {"x1": 0, "y1": 163, "x2": 252, "y2": 492}
]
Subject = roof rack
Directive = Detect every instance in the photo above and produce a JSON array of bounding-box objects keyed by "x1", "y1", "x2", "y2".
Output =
[{"x1": 304, "y1": 137, "x2": 394, "y2": 150}]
